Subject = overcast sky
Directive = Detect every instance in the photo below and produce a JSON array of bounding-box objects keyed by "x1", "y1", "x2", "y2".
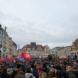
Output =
[{"x1": 0, "y1": 0, "x2": 78, "y2": 49}]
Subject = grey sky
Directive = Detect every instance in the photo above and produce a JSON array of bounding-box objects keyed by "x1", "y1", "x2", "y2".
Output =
[{"x1": 0, "y1": 0, "x2": 78, "y2": 48}]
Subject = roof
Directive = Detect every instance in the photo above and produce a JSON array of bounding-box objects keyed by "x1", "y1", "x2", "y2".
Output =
[
  {"x1": 42, "y1": 46, "x2": 46, "y2": 50},
  {"x1": 73, "y1": 39, "x2": 78, "y2": 46},
  {"x1": 51, "y1": 47, "x2": 65, "y2": 51},
  {"x1": 23, "y1": 44, "x2": 46, "y2": 50}
]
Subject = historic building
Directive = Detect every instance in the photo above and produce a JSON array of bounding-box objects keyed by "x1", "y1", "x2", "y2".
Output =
[
  {"x1": 71, "y1": 39, "x2": 78, "y2": 55},
  {"x1": 0, "y1": 25, "x2": 9, "y2": 58},
  {"x1": 51, "y1": 46, "x2": 71, "y2": 58},
  {"x1": 8, "y1": 37, "x2": 13, "y2": 57},
  {"x1": 21, "y1": 42, "x2": 52, "y2": 57},
  {"x1": 0, "y1": 25, "x2": 17, "y2": 58},
  {"x1": 2, "y1": 31, "x2": 9, "y2": 58},
  {"x1": 8, "y1": 38, "x2": 17, "y2": 57},
  {"x1": 12, "y1": 42, "x2": 17, "y2": 57},
  {"x1": 51, "y1": 47, "x2": 64, "y2": 56}
]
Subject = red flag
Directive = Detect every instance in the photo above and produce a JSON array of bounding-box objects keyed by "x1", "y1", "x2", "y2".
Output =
[
  {"x1": 21, "y1": 52, "x2": 25, "y2": 58},
  {"x1": 0, "y1": 59, "x2": 4, "y2": 62},
  {"x1": 8, "y1": 57, "x2": 14, "y2": 62},
  {"x1": 21, "y1": 52, "x2": 32, "y2": 60}
]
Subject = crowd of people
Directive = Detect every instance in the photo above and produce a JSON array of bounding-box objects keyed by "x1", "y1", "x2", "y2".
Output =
[{"x1": 0, "y1": 55, "x2": 78, "y2": 78}]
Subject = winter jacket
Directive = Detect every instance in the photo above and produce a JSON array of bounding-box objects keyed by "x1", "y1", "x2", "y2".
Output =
[
  {"x1": 25, "y1": 73, "x2": 36, "y2": 78},
  {"x1": 33, "y1": 69, "x2": 38, "y2": 78},
  {"x1": 43, "y1": 67, "x2": 49, "y2": 74},
  {"x1": 1, "y1": 71, "x2": 11, "y2": 78},
  {"x1": 11, "y1": 68, "x2": 21, "y2": 78},
  {"x1": 72, "y1": 71, "x2": 78, "y2": 78}
]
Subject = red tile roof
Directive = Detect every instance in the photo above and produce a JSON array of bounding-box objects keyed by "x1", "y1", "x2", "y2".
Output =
[
  {"x1": 42, "y1": 46, "x2": 46, "y2": 50},
  {"x1": 23, "y1": 44, "x2": 46, "y2": 50}
]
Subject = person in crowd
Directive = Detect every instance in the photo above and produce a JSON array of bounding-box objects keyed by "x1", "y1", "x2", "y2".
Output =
[
  {"x1": 52, "y1": 55, "x2": 55, "y2": 61},
  {"x1": 38, "y1": 66, "x2": 43, "y2": 75},
  {"x1": 72, "y1": 66, "x2": 78, "y2": 78},
  {"x1": 56, "y1": 70, "x2": 64, "y2": 78},
  {"x1": 16, "y1": 70, "x2": 25, "y2": 76},
  {"x1": 11, "y1": 65, "x2": 15, "y2": 70},
  {"x1": 1, "y1": 67, "x2": 11, "y2": 78},
  {"x1": 22, "y1": 63, "x2": 25, "y2": 72},
  {"x1": 74, "y1": 54, "x2": 77, "y2": 60},
  {"x1": 14, "y1": 64, "x2": 21, "y2": 72},
  {"x1": 73, "y1": 62, "x2": 78, "y2": 67},
  {"x1": 1, "y1": 56, "x2": 78, "y2": 78},
  {"x1": 7, "y1": 68, "x2": 13, "y2": 75},
  {"x1": 66, "y1": 65, "x2": 73, "y2": 72},
  {"x1": 43, "y1": 62, "x2": 49, "y2": 74},
  {"x1": 48, "y1": 68, "x2": 56, "y2": 78},
  {"x1": 69, "y1": 74, "x2": 76, "y2": 78},
  {"x1": 0, "y1": 68, "x2": 2, "y2": 78},
  {"x1": 11, "y1": 64, "x2": 22, "y2": 78},
  {"x1": 25, "y1": 67, "x2": 35, "y2": 78},
  {"x1": 14, "y1": 74, "x2": 25, "y2": 78},
  {"x1": 39, "y1": 72, "x2": 47, "y2": 78},
  {"x1": 31, "y1": 64, "x2": 38, "y2": 78}
]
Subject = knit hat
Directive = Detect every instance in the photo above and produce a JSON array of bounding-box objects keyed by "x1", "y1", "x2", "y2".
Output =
[{"x1": 38, "y1": 66, "x2": 43, "y2": 74}]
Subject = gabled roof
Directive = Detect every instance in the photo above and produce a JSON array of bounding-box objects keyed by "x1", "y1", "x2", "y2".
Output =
[
  {"x1": 23, "y1": 44, "x2": 46, "y2": 50},
  {"x1": 36, "y1": 45, "x2": 42, "y2": 48},
  {"x1": 42, "y1": 46, "x2": 46, "y2": 50}
]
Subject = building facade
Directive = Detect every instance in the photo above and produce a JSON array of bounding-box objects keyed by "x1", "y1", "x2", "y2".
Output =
[
  {"x1": 0, "y1": 25, "x2": 9, "y2": 58},
  {"x1": 51, "y1": 47, "x2": 64, "y2": 56},
  {"x1": 8, "y1": 37, "x2": 13, "y2": 57},
  {"x1": 57, "y1": 47, "x2": 66, "y2": 58},
  {"x1": 21, "y1": 42, "x2": 51, "y2": 57},
  {"x1": 12, "y1": 42, "x2": 17, "y2": 57},
  {"x1": 71, "y1": 39, "x2": 78, "y2": 55},
  {"x1": 57, "y1": 46, "x2": 71, "y2": 58},
  {"x1": 0, "y1": 26, "x2": 3, "y2": 58},
  {"x1": 0, "y1": 25, "x2": 17, "y2": 58},
  {"x1": 43, "y1": 45, "x2": 52, "y2": 57}
]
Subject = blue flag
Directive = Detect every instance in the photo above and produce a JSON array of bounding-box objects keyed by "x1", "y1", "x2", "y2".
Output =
[
  {"x1": 69, "y1": 56, "x2": 74, "y2": 59},
  {"x1": 19, "y1": 58, "x2": 25, "y2": 62}
]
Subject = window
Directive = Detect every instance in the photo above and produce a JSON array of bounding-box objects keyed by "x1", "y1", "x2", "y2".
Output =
[
  {"x1": 0, "y1": 38, "x2": 2, "y2": 43},
  {"x1": 0, "y1": 34, "x2": 2, "y2": 38},
  {"x1": 0, "y1": 30, "x2": 2, "y2": 33},
  {"x1": 0, "y1": 51, "x2": 1, "y2": 59},
  {"x1": 32, "y1": 48, "x2": 35, "y2": 50}
]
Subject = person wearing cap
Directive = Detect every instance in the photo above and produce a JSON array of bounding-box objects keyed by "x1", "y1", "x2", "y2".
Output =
[{"x1": 38, "y1": 66, "x2": 43, "y2": 75}]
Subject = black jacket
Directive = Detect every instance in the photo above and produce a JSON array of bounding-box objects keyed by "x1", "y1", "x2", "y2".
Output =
[
  {"x1": 72, "y1": 71, "x2": 78, "y2": 78},
  {"x1": 1, "y1": 71, "x2": 11, "y2": 78}
]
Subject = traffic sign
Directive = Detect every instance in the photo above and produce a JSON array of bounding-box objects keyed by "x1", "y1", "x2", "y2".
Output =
[{"x1": 3, "y1": 47, "x2": 6, "y2": 51}]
